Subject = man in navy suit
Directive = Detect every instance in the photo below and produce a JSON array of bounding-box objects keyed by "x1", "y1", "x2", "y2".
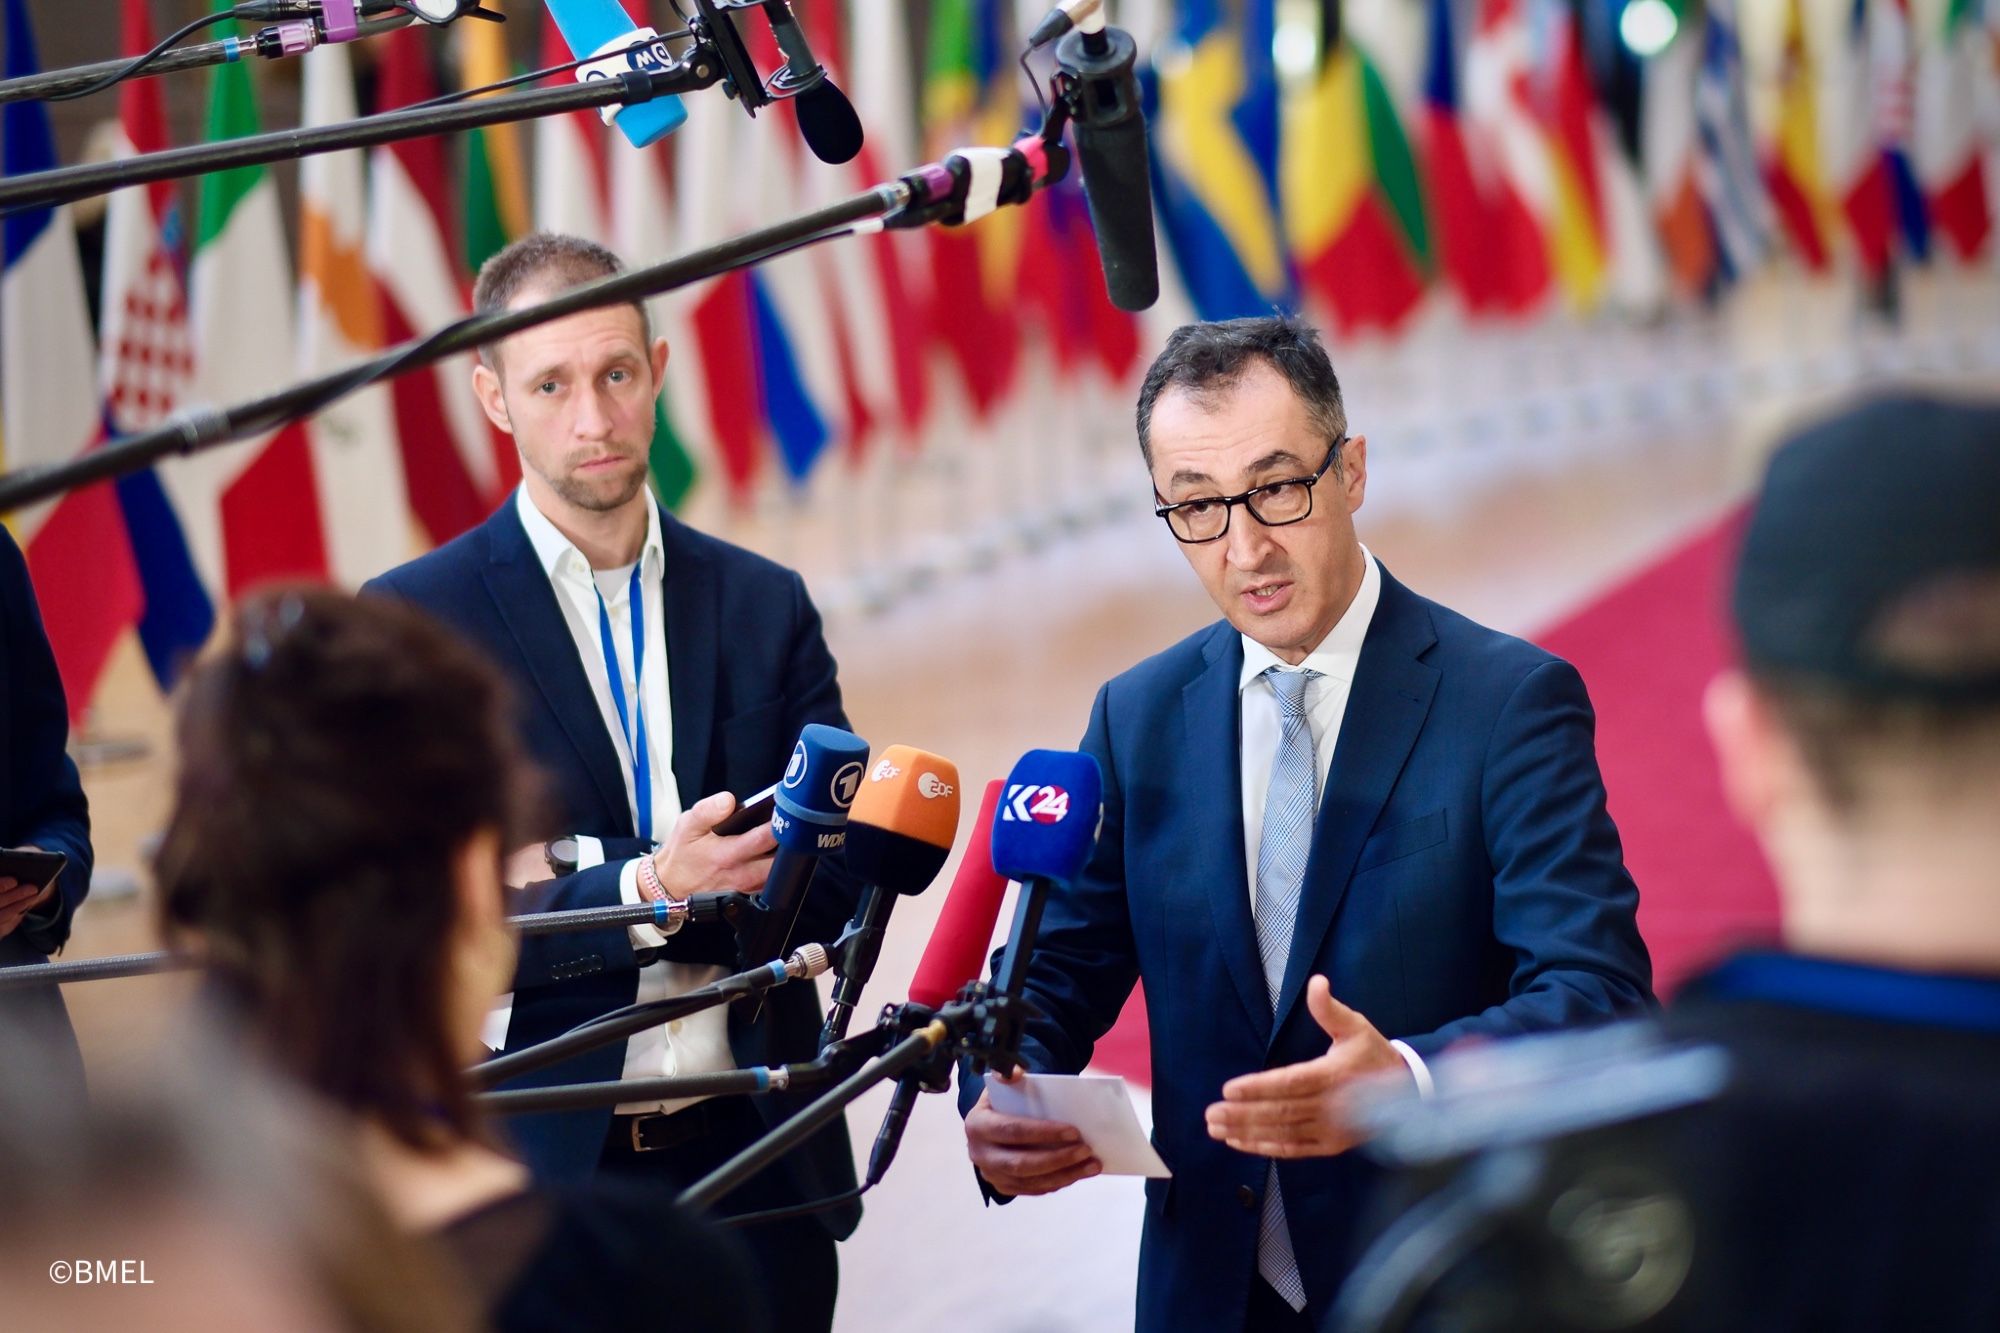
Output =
[
  {"x1": 961, "y1": 316, "x2": 1654, "y2": 1331},
  {"x1": 365, "y1": 234, "x2": 857, "y2": 1330},
  {"x1": 0, "y1": 526, "x2": 92, "y2": 1108}
]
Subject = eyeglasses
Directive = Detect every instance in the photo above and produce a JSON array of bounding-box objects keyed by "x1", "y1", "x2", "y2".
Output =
[{"x1": 1152, "y1": 438, "x2": 1344, "y2": 544}]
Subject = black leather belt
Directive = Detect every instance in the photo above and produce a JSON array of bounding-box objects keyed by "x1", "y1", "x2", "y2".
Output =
[{"x1": 612, "y1": 1100, "x2": 718, "y2": 1154}]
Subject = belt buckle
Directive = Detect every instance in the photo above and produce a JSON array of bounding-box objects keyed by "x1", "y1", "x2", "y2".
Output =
[{"x1": 629, "y1": 1113, "x2": 662, "y2": 1153}]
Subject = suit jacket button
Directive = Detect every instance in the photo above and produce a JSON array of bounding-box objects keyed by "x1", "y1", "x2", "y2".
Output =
[{"x1": 1238, "y1": 1185, "x2": 1258, "y2": 1211}]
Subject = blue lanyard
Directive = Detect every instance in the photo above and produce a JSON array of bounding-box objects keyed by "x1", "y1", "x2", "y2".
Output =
[{"x1": 594, "y1": 562, "x2": 651, "y2": 843}]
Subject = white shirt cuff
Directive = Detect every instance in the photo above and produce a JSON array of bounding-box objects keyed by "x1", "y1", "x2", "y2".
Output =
[
  {"x1": 618, "y1": 857, "x2": 672, "y2": 950},
  {"x1": 574, "y1": 835, "x2": 606, "y2": 870},
  {"x1": 1388, "y1": 1039, "x2": 1434, "y2": 1100}
]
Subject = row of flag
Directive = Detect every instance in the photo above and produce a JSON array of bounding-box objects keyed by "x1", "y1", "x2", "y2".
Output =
[{"x1": 3, "y1": 0, "x2": 1997, "y2": 727}]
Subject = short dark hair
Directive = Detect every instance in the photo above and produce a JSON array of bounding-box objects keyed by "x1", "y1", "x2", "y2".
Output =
[
  {"x1": 470, "y1": 231, "x2": 651, "y2": 370},
  {"x1": 1135, "y1": 314, "x2": 1348, "y2": 467},
  {"x1": 1754, "y1": 575, "x2": 2000, "y2": 811},
  {"x1": 153, "y1": 589, "x2": 546, "y2": 1152}
]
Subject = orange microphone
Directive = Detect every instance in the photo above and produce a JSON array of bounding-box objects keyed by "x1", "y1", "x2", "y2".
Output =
[{"x1": 820, "y1": 747, "x2": 963, "y2": 1045}]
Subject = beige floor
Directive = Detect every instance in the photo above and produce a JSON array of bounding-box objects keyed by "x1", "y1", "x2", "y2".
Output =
[{"x1": 48, "y1": 268, "x2": 2000, "y2": 1331}]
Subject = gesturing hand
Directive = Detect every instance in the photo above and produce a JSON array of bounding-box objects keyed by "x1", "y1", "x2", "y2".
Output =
[{"x1": 1204, "y1": 976, "x2": 1409, "y2": 1159}]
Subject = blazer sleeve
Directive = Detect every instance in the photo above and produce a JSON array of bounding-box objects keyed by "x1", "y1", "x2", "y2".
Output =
[
  {"x1": 773, "y1": 569, "x2": 868, "y2": 951},
  {"x1": 1403, "y1": 659, "x2": 1656, "y2": 1059},
  {"x1": 1, "y1": 532, "x2": 91, "y2": 957},
  {"x1": 958, "y1": 683, "x2": 1142, "y2": 1109}
]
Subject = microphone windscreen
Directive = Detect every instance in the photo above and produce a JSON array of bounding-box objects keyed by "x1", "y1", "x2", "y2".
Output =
[
  {"x1": 989, "y1": 750, "x2": 1103, "y2": 886},
  {"x1": 771, "y1": 723, "x2": 869, "y2": 851},
  {"x1": 907, "y1": 780, "x2": 1010, "y2": 1008},
  {"x1": 844, "y1": 748, "x2": 962, "y2": 895},
  {"x1": 543, "y1": 0, "x2": 687, "y2": 148},
  {"x1": 1073, "y1": 116, "x2": 1160, "y2": 311},
  {"x1": 795, "y1": 77, "x2": 864, "y2": 164}
]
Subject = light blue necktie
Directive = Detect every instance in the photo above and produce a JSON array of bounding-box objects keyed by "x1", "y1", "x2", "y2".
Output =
[{"x1": 1253, "y1": 665, "x2": 1320, "y2": 1313}]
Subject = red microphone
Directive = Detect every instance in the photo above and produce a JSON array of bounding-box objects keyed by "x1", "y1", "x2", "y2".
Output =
[{"x1": 907, "y1": 779, "x2": 1010, "y2": 1008}]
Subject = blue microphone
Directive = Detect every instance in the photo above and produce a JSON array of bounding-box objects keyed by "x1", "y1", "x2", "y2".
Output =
[
  {"x1": 543, "y1": 0, "x2": 688, "y2": 149},
  {"x1": 985, "y1": 750, "x2": 1104, "y2": 1070},
  {"x1": 743, "y1": 723, "x2": 869, "y2": 974},
  {"x1": 989, "y1": 750, "x2": 1104, "y2": 888}
]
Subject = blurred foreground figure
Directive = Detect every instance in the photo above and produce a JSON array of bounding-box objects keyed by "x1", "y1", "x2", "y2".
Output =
[
  {"x1": 0, "y1": 1019, "x2": 474, "y2": 1333},
  {"x1": 1337, "y1": 395, "x2": 2000, "y2": 1333},
  {"x1": 153, "y1": 590, "x2": 765, "y2": 1333}
]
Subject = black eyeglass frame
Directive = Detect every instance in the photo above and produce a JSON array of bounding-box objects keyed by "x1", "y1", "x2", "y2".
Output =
[{"x1": 1151, "y1": 436, "x2": 1347, "y2": 544}]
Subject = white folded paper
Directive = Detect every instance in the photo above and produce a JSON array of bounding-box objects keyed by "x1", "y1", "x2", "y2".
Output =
[{"x1": 987, "y1": 1073, "x2": 1171, "y2": 1178}]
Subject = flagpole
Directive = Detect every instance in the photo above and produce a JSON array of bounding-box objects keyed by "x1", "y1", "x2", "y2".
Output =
[{"x1": 0, "y1": 125, "x2": 1078, "y2": 516}]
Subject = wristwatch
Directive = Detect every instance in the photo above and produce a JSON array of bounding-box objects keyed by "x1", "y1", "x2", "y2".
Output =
[{"x1": 544, "y1": 836, "x2": 580, "y2": 878}]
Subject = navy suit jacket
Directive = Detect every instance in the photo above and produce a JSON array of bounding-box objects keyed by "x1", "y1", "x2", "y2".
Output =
[
  {"x1": 971, "y1": 562, "x2": 1653, "y2": 1330},
  {"x1": 0, "y1": 527, "x2": 92, "y2": 1102},
  {"x1": 364, "y1": 499, "x2": 863, "y2": 1237}
]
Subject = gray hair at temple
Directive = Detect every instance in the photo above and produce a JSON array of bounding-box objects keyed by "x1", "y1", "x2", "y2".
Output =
[{"x1": 1134, "y1": 314, "x2": 1349, "y2": 470}]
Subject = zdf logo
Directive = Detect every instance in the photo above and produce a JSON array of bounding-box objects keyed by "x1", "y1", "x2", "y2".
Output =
[
  {"x1": 1001, "y1": 784, "x2": 1070, "y2": 824},
  {"x1": 918, "y1": 772, "x2": 954, "y2": 800},
  {"x1": 871, "y1": 759, "x2": 902, "y2": 783}
]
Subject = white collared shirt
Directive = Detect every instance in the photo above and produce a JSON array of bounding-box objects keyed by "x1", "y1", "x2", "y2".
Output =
[
  {"x1": 1235, "y1": 547, "x2": 1432, "y2": 1096},
  {"x1": 510, "y1": 485, "x2": 732, "y2": 1113}
]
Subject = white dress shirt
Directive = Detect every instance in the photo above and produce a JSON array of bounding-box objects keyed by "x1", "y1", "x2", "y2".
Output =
[
  {"x1": 1236, "y1": 548, "x2": 1432, "y2": 1096},
  {"x1": 511, "y1": 486, "x2": 733, "y2": 1114}
]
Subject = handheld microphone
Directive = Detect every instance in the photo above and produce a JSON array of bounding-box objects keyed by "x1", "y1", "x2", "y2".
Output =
[
  {"x1": 906, "y1": 780, "x2": 1011, "y2": 1010},
  {"x1": 741, "y1": 723, "x2": 869, "y2": 976},
  {"x1": 984, "y1": 749, "x2": 1104, "y2": 1071},
  {"x1": 821, "y1": 748, "x2": 962, "y2": 1047},
  {"x1": 1053, "y1": 23, "x2": 1159, "y2": 311},
  {"x1": 543, "y1": 0, "x2": 688, "y2": 148}
]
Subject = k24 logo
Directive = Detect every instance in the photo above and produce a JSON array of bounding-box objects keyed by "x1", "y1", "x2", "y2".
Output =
[{"x1": 1001, "y1": 784, "x2": 1070, "y2": 824}]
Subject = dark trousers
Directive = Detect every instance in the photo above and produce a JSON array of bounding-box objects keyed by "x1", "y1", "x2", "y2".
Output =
[
  {"x1": 599, "y1": 1098, "x2": 839, "y2": 1333},
  {"x1": 1244, "y1": 1277, "x2": 1315, "y2": 1333}
]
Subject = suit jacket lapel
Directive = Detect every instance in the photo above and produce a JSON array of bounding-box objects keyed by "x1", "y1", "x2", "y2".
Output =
[
  {"x1": 659, "y1": 510, "x2": 719, "y2": 806},
  {"x1": 1181, "y1": 627, "x2": 1267, "y2": 1032},
  {"x1": 480, "y1": 504, "x2": 633, "y2": 834},
  {"x1": 1270, "y1": 566, "x2": 1440, "y2": 1043}
]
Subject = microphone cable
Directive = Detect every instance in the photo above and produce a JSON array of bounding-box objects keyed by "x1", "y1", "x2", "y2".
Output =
[{"x1": 47, "y1": 5, "x2": 255, "y2": 103}]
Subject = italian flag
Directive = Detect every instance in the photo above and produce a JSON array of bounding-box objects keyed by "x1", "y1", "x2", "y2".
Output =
[{"x1": 1914, "y1": 0, "x2": 1993, "y2": 260}]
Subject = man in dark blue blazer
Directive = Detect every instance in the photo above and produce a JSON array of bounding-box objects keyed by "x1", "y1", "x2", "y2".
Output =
[
  {"x1": 0, "y1": 526, "x2": 92, "y2": 1107},
  {"x1": 962, "y1": 317, "x2": 1654, "y2": 1332},
  {"x1": 365, "y1": 234, "x2": 859, "y2": 1330}
]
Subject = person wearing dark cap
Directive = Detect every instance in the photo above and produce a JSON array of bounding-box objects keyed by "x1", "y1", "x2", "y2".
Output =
[{"x1": 1337, "y1": 393, "x2": 2000, "y2": 1332}]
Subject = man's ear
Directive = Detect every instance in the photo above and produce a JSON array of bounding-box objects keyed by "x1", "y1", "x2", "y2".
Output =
[
  {"x1": 649, "y1": 335, "x2": 669, "y2": 389},
  {"x1": 472, "y1": 360, "x2": 512, "y2": 435},
  {"x1": 1705, "y1": 669, "x2": 1788, "y2": 832},
  {"x1": 1342, "y1": 434, "x2": 1368, "y2": 514}
]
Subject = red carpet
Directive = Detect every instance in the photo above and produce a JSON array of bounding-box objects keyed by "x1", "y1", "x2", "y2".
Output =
[{"x1": 1091, "y1": 508, "x2": 1782, "y2": 1086}]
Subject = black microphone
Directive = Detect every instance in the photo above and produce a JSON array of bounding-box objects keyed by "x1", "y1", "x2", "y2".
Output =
[
  {"x1": 1053, "y1": 23, "x2": 1160, "y2": 312},
  {"x1": 819, "y1": 748, "x2": 963, "y2": 1048},
  {"x1": 756, "y1": 0, "x2": 863, "y2": 165}
]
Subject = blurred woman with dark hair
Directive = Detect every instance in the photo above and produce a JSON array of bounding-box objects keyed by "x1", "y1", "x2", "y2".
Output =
[{"x1": 152, "y1": 588, "x2": 767, "y2": 1333}]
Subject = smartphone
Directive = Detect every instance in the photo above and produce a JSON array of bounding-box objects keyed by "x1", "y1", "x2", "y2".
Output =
[
  {"x1": 713, "y1": 783, "x2": 779, "y2": 837},
  {"x1": 0, "y1": 848, "x2": 66, "y2": 893}
]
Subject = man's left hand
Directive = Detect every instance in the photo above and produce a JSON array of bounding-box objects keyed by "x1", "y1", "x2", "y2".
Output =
[
  {"x1": 0, "y1": 874, "x2": 54, "y2": 942},
  {"x1": 1203, "y1": 975, "x2": 1409, "y2": 1159}
]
